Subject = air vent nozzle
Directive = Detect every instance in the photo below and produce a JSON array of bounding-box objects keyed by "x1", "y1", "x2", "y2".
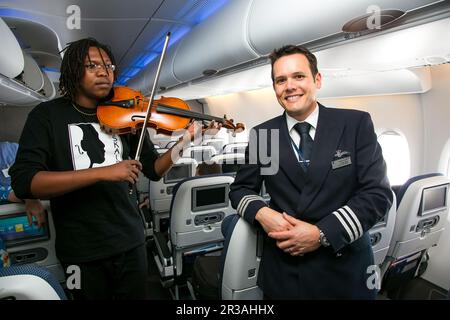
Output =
[
  {"x1": 342, "y1": 9, "x2": 405, "y2": 33},
  {"x1": 202, "y1": 69, "x2": 218, "y2": 76}
]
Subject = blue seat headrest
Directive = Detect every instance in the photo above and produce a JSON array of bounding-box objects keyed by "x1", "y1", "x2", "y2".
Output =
[
  {"x1": 0, "y1": 264, "x2": 67, "y2": 299},
  {"x1": 395, "y1": 173, "x2": 443, "y2": 209}
]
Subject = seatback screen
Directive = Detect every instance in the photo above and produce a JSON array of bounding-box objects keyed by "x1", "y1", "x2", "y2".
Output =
[
  {"x1": 192, "y1": 183, "x2": 229, "y2": 212},
  {"x1": 0, "y1": 211, "x2": 49, "y2": 248},
  {"x1": 421, "y1": 185, "x2": 448, "y2": 215}
]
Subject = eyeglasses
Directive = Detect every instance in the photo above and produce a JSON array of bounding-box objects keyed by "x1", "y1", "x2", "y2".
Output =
[{"x1": 84, "y1": 63, "x2": 116, "y2": 72}]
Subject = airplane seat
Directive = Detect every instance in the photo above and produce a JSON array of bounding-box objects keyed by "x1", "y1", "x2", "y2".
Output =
[
  {"x1": 0, "y1": 202, "x2": 65, "y2": 283},
  {"x1": 182, "y1": 145, "x2": 217, "y2": 163},
  {"x1": 220, "y1": 214, "x2": 263, "y2": 300},
  {"x1": 149, "y1": 158, "x2": 197, "y2": 282},
  {"x1": 136, "y1": 171, "x2": 150, "y2": 202},
  {"x1": 135, "y1": 171, "x2": 152, "y2": 237},
  {"x1": 0, "y1": 264, "x2": 67, "y2": 300},
  {"x1": 369, "y1": 190, "x2": 397, "y2": 266},
  {"x1": 153, "y1": 174, "x2": 235, "y2": 299},
  {"x1": 149, "y1": 158, "x2": 197, "y2": 232},
  {"x1": 210, "y1": 153, "x2": 245, "y2": 177},
  {"x1": 381, "y1": 173, "x2": 450, "y2": 295},
  {"x1": 191, "y1": 214, "x2": 263, "y2": 300},
  {"x1": 394, "y1": 173, "x2": 441, "y2": 209}
]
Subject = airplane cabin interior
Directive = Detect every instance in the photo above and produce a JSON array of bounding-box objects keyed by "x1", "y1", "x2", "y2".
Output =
[{"x1": 1, "y1": 0, "x2": 450, "y2": 301}]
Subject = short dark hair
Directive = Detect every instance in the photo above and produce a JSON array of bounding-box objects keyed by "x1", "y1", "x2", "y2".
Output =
[
  {"x1": 59, "y1": 38, "x2": 116, "y2": 101},
  {"x1": 269, "y1": 45, "x2": 318, "y2": 82}
]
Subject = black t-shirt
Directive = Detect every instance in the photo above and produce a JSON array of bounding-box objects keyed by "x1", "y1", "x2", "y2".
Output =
[{"x1": 11, "y1": 97, "x2": 161, "y2": 263}]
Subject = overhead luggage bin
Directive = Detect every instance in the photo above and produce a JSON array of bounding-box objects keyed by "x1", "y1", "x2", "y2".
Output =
[
  {"x1": 0, "y1": 17, "x2": 57, "y2": 107},
  {"x1": 0, "y1": 17, "x2": 24, "y2": 78},
  {"x1": 247, "y1": 0, "x2": 438, "y2": 55},
  {"x1": 0, "y1": 50, "x2": 47, "y2": 107}
]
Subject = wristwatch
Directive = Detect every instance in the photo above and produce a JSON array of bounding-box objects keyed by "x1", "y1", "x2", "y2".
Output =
[{"x1": 319, "y1": 229, "x2": 330, "y2": 247}]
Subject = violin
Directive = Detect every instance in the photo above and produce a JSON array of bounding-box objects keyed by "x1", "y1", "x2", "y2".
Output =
[{"x1": 97, "y1": 85, "x2": 245, "y2": 135}]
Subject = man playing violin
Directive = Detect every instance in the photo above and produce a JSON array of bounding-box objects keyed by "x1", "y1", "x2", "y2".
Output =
[{"x1": 10, "y1": 38, "x2": 215, "y2": 300}]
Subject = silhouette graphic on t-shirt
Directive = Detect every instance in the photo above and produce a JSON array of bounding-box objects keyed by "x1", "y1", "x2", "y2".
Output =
[{"x1": 77, "y1": 124, "x2": 105, "y2": 168}]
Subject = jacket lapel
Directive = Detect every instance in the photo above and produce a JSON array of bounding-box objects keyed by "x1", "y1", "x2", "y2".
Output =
[{"x1": 296, "y1": 104, "x2": 344, "y2": 215}]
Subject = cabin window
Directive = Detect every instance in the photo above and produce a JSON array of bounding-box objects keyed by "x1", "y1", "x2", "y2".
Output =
[{"x1": 377, "y1": 130, "x2": 410, "y2": 186}]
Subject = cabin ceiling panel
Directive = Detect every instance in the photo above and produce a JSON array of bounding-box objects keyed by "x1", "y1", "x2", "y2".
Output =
[
  {"x1": 117, "y1": 20, "x2": 175, "y2": 70},
  {"x1": 318, "y1": 68, "x2": 432, "y2": 98},
  {"x1": 2, "y1": 0, "x2": 163, "y2": 19}
]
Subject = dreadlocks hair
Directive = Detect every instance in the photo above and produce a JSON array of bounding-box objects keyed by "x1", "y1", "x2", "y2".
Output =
[{"x1": 59, "y1": 38, "x2": 117, "y2": 101}]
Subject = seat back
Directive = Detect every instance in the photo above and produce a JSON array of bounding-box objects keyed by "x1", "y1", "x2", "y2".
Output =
[
  {"x1": 369, "y1": 190, "x2": 397, "y2": 266},
  {"x1": 149, "y1": 158, "x2": 197, "y2": 231},
  {"x1": 169, "y1": 175, "x2": 235, "y2": 276},
  {"x1": 135, "y1": 171, "x2": 150, "y2": 203},
  {"x1": 0, "y1": 201, "x2": 65, "y2": 283},
  {"x1": 387, "y1": 174, "x2": 449, "y2": 259},
  {"x1": 382, "y1": 174, "x2": 449, "y2": 290},
  {"x1": 220, "y1": 214, "x2": 263, "y2": 300},
  {"x1": 137, "y1": 147, "x2": 170, "y2": 203},
  {"x1": 0, "y1": 264, "x2": 66, "y2": 300}
]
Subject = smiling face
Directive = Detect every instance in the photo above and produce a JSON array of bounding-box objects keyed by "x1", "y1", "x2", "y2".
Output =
[
  {"x1": 272, "y1": 53, "x2": 322, "y2": 121},
  {"x1": 76, "y1": 47, "x2": 114, "y2": 108}
]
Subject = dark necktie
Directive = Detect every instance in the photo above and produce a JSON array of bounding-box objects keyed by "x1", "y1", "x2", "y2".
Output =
[{"x1": 294, "y1": 122, "x2": 313, "y2": 170}]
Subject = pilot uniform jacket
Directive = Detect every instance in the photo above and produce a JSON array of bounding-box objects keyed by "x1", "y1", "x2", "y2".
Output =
[{"x1": 229, "y1": 104, "x2": 392, "y2": 299}]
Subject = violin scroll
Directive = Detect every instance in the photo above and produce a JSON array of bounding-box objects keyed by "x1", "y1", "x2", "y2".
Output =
[{"x1": 221, "y1": 115, "x2": 245, "y2": 134}]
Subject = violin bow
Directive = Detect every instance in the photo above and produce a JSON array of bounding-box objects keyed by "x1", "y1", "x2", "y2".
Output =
[{"x1": 135, "y1": 32, "x2": 171, "y2": 162}]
